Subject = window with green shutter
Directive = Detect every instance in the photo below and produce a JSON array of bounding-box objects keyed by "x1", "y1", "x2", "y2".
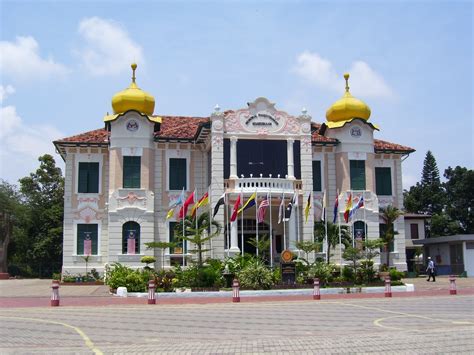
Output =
[
  {"x1": 350, "y1": 160, "x2": 366, "y2": 190},
  {"x1": 375, "y1": 167, "x2": 392, "y2": 196},
  {"x1": 169, "y1": 221, "x2": 186, "y2": 254},
  {"x1": 123, "y1": 156, "x2": 141, "y2": 188},
  {"x1": 312, "y1": 161, "x2": 322, "y2": 191},
  {"x1": 78, "y1": 162, "x2": 99, "y2": 193},
  {"x1": 169, "y1": 158, "x2": 187, "y2": 190},
  {"x1": 77, "y1": 224, "x2": 98, "y2": 255}
]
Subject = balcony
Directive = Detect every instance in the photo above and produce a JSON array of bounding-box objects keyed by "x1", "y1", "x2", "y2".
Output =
[{"x1": 224, "y1": 177, "x2": 302, "y2": 194}]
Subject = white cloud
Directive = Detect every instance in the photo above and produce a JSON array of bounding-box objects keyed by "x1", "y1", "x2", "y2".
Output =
[
  {"x1": 0, "y1": 85, "x2": 15, "y2": 103},
  {"x1": 0, "y1": 36, "x2": 68, "y2": 81},
  {"x1": 77, "y1": 17, "x2": 144, "y2": 76},
  {"x1": 0, "y1": 103, "x2": 64, "y2": 183},
  {"x1": 292, "y1": 51, "x2": 393, "y2": 98}
]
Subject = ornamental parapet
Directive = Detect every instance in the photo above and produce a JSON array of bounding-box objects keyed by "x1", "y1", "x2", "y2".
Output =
[{"x1": 224, "y1": 177, "x2": 302, "y2": 194}]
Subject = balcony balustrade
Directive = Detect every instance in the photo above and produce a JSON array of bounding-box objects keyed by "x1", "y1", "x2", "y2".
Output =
[{"x1": 224, "y1": 177, "x2": 302, "y2": 194}]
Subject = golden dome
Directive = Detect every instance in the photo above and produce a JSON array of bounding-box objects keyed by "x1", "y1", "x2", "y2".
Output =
[
  {"x1": 326, "y1": 73, "x2": 371, "y2": 123},
  {"x1": 111, "y1": 63, "x2": 155, "y2": 116}
]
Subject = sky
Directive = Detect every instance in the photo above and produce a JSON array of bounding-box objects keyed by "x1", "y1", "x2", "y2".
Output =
[{"x1": 1, "y1": 0, "x2": 472, "y2": 189}]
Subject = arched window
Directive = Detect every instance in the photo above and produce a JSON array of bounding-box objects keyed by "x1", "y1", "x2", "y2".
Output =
[
  {"x1": 353, "y1": 220, "x2": 366, "y2": 249},
  {"x1": 122, "y1": 221, "x2": 140, "y2": 254}
]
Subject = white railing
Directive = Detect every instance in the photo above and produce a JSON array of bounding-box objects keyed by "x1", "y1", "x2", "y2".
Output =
[{"x1": 225, "y1": 178, "x2": 302, "y2": 194}]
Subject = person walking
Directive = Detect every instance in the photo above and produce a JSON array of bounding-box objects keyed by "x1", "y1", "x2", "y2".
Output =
[{"x1": 426, "y1": 256, "x2": 436, "y2": 282}]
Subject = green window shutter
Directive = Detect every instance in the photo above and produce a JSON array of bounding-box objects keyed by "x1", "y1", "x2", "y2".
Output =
[
  {"x1": 375, "y1": 167, "x2": 392, "y2": 196},
  {"x1": 78, "y1": 163, "x2": 89, "y2": 193},
  {"x1": 312, "y1": 161, "x2": 322, "y2": 191},
  {"x1": 123, "y1": 156, "x2": 141, "y2": 188},
  {"x1": 88, "y1": 163, "x2": 99, "y2": 193},
  {"x1": 77, "y1": 224, "x2": 98, "y2": 255},
  {"x1": 350, "y1": 160, "x2": 366, "y2": 190},
  {"x1": 169, "y1": 158, "x2": 187, "y2": 190},
  {"x1": 78, "y1": 163, "x2": 100, "y2": 193}
]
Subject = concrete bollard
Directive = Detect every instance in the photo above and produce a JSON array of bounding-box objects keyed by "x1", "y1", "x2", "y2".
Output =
[
  {"x1": 313, "y1": 278, "x2": 321, "y2": 300},
  {"x1": 449, "y1": 275, "x2": 457, "y2": 295},
  {"x1": 384, "y1": 277, "x2": 392, "y2": 298},
  {"x1": 51, "y1": 280, "x2": 60, "y2": 307},
  {"x1": 232, "y1": 278, "x2": 240, "y2": 303},
  {"x1": 148, "y1": 279, "x2": 156, "y2": 304}
]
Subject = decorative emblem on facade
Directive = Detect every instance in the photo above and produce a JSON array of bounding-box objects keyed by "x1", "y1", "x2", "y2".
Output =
[
  {"x1": 212, "y1": 135, "x2": 223, "y2": 148},
  {"x1": 301, "y1": 122, "x2": 311, "y2": 133},
  {"x1": 350, "y1": 126, "x2": 362, "y2": 138},
  {"x1": 126, "y1": 119, "x2": 139, "y2": 132},
  {"x1": 117, "y1": 192, "x2": 147, "y2": 208},
  {"x1": 77, "y1": 207, "x2": 99, "y2": 223},
  {"x1": 212, "y1": 119, "x2": 223, "y2": 132},
  {"x1": 301, "y1": 137, "x2": 312, "y2": 152}
]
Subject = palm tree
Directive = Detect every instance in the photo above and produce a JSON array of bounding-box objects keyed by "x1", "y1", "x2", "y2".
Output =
[
  {"x1": 314, "y1": 221, "x2": 351, "y2": 264},
  {"x1": 379, "y1": 205, "x2": 404, "y2": 268},
  {"x1": 174, "y1": 211, "x2": 222, "y2": 269}
]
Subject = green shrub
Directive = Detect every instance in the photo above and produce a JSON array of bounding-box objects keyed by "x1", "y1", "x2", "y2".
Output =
[
  {"x1": 173, "y1": 263, "x2": 223, "y2": 288},
  {"x1": 389, "y1": 268, "x2": 404, "y2": 281},
  {"x1": 307, "y1": 262, "x2": 333, "y2": 285},
  {"x1": 237, "y1": 260, "x2": 274, "y2": 290},
  {"x1": 342, "y1": 265, "x2": 354, "y2": 282},
  {"x1": 358, "y1": 260, "x2": 377, "y2": 284},
  {"x1": 106, "y1": 263, "x2": 153, "y2": 292},
  {"x1": 140, "y1": 256, "x2": 156, "y2": 266}
]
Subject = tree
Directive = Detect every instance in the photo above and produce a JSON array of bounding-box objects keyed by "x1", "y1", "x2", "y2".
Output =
[
  {"x1": 248, "y1": 234, "x2": 271, "y2": 262},
  {"x1": 404, "y1": 151, "x2": 445, "y2": 215},
  {"x1": 295, "y1": 240, "x2": 321, "y2": 266},
  {"x1": 0, "y1": 181, "x2": 22, "y2": 274},
  {"x1": 444, "y1": 166, "x2": 474, "y2": 234},
  {"x1": 379, "y1": 205, "x2": 404, "y2": 268},
  {"x1": 16, "y1": 155, "x2": 64, "y2": 276},
  {"x1": 314, "y1": 221, "x2": 351, "y2": 264},
  {"x1": 173, "y1": 211, "x2": 221, "y2": 269},
  {"x1": 145, "y1": 241, "x2": 176, "y2": 269}
]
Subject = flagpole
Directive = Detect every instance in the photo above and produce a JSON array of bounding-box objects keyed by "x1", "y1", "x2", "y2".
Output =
[
  {"x1": 240, "y1": 185, "x2": 244, "y2": 256},
  {"x1": 338, "y1": 191, "x2": 342, "y2": 277},
  {"x1": 324, "y1": 190, "x2": 328, "y2": 263},
  {"x1": 283, "y1": 192, "x2": 286, "y2": 251},
  {"x1": 225, "y1": 192, "x2": 229, "y2": 257},
  {"x1": 296, "y1": 189, "x2": 300, "y2": 251},
  {"x1": 255, "y1": 188, "x2": 259, "y2": 257},
  {"x1": 269, "y1": 186, "x2": 273, "y2": 268},
  {"x1": 351, "y1": 190, "x2": 355, "y2": 248},
  {"x1": 208, "y1": 187, "x2": 213, "y2": 259},
  {"x1": 182, "y1": 189, "x2": 186, "y2": 268},
  {"x1": 363, "y1": 192, "x2": 367, "y2": 259}
]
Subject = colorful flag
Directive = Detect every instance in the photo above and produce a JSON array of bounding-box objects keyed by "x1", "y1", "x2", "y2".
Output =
[
  {"x1": 238, "y1": 192, "x2": 256, "y2": 214},
  {"x1": 349, "y1": 195, "x2": 364, "y2": 219},
  {"x1": 257, "y1": 194, "x2": 269, "y2": 223},
  {"x1": 191, "y1": 192, "x2": 209, "y2": 218},
  {"x1": 304, "y1": 192, "x2": 311, "y2": 223},
  {"x1": 169, "y1": 188, "x2": 185, "y2": 208},
  {"x1": 179, "y1": 190, "x2": 195, "y2": 219},
  {"x1": 332, "y1": 195, "x2": 339, "y2": 223},
  {"x1": 278, "y1": 193, "x2": 285, "y2": 224},
  {"x1": 343, "y1": 193, "x2": 352, "y2": 223},
  {"x1": 166, "y1": 208, "x2": 175, "y2": 219},
  {"x1": 283, "y1": 193, "x2": 296, "y2": 222},
  {"x1": 212, "y1": 193, "x2": 225, "y2": 218},
  {"x1": 230, "y1": 195, "x2": 241, "y2": 222}
]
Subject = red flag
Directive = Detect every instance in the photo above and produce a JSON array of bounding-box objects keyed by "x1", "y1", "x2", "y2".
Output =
[
  {"x1": 179, "y1": 191, "x2": 195, "y2": 219},
  {"x1": 257, "y1": 195, "x2": 269, "y2": 223},
  {"x1": 230, "y1": 195, "x2": 241, "y2": 222}
]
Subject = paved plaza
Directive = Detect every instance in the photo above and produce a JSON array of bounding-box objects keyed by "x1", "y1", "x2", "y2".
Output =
[{"x1": 1, "y1": 294, "x2": 473, "y2": 354}]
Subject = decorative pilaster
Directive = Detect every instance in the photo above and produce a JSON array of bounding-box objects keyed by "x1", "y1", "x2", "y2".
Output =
[
  {"x1": 230, "y1": 136, "x2": 238, "y2": 179},
  {"x1": 287, "y1": 138, "x2": 295, "y2": 180}
]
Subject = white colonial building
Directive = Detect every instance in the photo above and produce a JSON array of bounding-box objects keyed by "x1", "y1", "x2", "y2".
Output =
[{"x1": 54, "y1": 65, "x2": 415, "y2": 275}]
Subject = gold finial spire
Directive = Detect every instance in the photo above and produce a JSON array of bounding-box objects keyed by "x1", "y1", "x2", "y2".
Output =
[
  {"x1": 344, "y1": 73, "x2": 350, "y2": 93},
  {"x1": 131, "y1": 63, "x2": 137, "y2": 83}
]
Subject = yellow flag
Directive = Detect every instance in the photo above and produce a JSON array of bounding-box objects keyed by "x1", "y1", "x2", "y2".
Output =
[{"x1": 166, "y1": 208, "x2": 175, "y2": 219}]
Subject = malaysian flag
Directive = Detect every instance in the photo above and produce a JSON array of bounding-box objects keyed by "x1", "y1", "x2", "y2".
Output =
[{"x1": 257, "y1": 195, "x2": 269, "y2": 223}]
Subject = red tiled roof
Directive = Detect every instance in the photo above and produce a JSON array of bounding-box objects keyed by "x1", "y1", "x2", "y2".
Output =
[
  {"x1": 55, "y1": 128, "x2": 109, "y2": 144},
  {"x1": 374, "y1": 139, "x2": 414, "y2": 153},
  {"x1": 54, "y1": 117, "x2": 414, "y2": 154},
  {"x1": 154, "y1": 116, "x2": 209, "y2": 140}
]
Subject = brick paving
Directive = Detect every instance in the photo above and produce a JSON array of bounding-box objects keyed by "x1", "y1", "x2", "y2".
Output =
[{"x1": 0, "y1": 296, "x2": 473, "y2": 354}]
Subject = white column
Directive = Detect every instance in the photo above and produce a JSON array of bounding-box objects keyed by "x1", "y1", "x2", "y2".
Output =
[
  {"x1": 230, "y1": 136, "x2": 238, "y2": 179},
  {"x1": 289, "y1": 205, "x2": 297, "y2": 250},
  {"x1": 287, "y1": 138, "x2": 295, "y2": 180},
  {"x1": 229, "y1": 220, "x2": 240, "y2": 254}
]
